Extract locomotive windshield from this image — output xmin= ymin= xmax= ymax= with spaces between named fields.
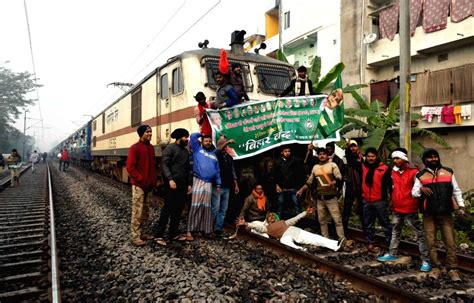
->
xmin=203 ymin=57 xmax=253 ymax=92
xmin=255 ymin=64 xmax=294 ymax=96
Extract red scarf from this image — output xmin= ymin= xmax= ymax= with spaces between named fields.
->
xmin=252 ymin=190 xmax=266 ymax=211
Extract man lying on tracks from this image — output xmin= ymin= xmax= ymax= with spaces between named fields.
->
xmin=236 ymin=208 xmax=344 ymax=252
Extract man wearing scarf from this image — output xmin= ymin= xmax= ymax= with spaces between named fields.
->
xmin=239 ymin=182 xmax=269 ymax=222
xmin=236 ymin=208 xmax=344 ymax=251
xmin=412 ymin=148 xmax=466 ymax=281
xmin=378 ymin=148 xmax=431 ymax=272
xmin=280 ymin=66 xmax=315 ymax=97
xmin=193 ymin=92 xmax=211 ymax=136
xmin=297 ymin=148 xmax=344 ymax=242
xmin=361 ymin=147 xmax=392 ymax=253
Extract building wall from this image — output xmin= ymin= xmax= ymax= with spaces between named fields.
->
xmin=265 ymin=13 xmax=279 ymax=39
xmin=416 ymin=129 xmax=474 ymax=191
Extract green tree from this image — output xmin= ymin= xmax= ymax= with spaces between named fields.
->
xmin=340 ymin=90 xmax=449 ymax=160
xmin=0 ymin=63 xmax=38 ymax=153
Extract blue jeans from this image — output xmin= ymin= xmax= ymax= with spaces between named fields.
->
xmin=362 ymin=200 xmax=392 ymax=245
xmin=211 ymin=187 xmax=230 ymax=232
xmin=389 ymin=212 xmax=429 ymax=261
xmin=277 ymin=191 xmax=300 ymax=218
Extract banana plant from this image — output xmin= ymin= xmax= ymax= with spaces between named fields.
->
xmin=340 ymin=91 xmax=450 ymax=159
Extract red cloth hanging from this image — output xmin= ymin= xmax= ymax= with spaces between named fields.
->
xmin=218 ymin=49 xmax=229 ymax=75
xmin=410 ymin=0 xmax=423 ymax=35
xmin=379 ymin=4 xmax=399 ymax=40
xmin=450 ymin=0 xmax=472 ymax=23
xmin=423 ymin=0 xmax=450 ymax=33
xmin=441 ymin=105 xmax=455 ymax=124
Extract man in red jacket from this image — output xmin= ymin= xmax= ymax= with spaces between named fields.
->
xmin=361 ymin=147 xmax=392 ymax=253
xmin=377 ymin=148 xmax=431 ymax=272
xmin=126 ymin=125 xmax=157 ymax=247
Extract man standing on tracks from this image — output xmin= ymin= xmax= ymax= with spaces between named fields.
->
xmin=60 ymin=148 xmax=70 ymax=172
xmin=342 ymin=140 xmax=364 ymax=239
xmin=126 ymin=125 xmax=157 ymax=247
xmin=211 ymin=136 xmax=239 ymax=238
xmin=275 ymin=146 xmax=305 ymax=218
xmin=29 ymin=150 xmax=41 ymax=174
xmin=361 ymin=147 xmax=392 ymax=253
xmin=297 ymin=148 xmax=345 ymax=242
xmin=412 ymin=148 xmax=466 ymax=280
xmin=377 ymin=148 xmax=431 ymax=272
xmin=180 ymin=132 xmax=221 ymax=241
xmin=154 ymin=128 xmax=191 ymax=246
xmin=6 ymin=149 xmax=22 ymax=187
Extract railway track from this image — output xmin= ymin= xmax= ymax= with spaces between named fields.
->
xmin=0 ymin=163 xmax=60 ymax=302
xmin=227 ymin=225 xmax=474 ymax=302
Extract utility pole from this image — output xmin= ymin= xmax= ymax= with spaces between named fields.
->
xmin=399 ymin=0 xmax=411 ymax=158
xmin=278 ymin=0 xmax=283 ymax=52
xmin=23 ymin=110 xmax=27 ymax=160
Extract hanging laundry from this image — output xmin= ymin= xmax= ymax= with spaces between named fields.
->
xmin=453 ymin=105 xmax=462 ymax=125
xmin=421 ymin=106 xmax=443 ymax=123
xmin=441 ymin=105 xmax=455 ymax=124
xmin=461 ymin=104 xmax=471 ymax=120
xmin=432 ymin=106 xmax=442 ymax=123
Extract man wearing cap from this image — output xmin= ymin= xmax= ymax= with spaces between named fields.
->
xmin=194 ymin=92 xmax=212 ymax=136
xmin=180 ymin=132 xmax=222 ymax=241
xmin=126 ymin=125 xmax=157 ymax=247
xmin=230 ymin=63 xmax=249 ymax=102
xmin=280 ymin=66 xmax=315 ymax=97
xmin=342 ymin=139 xmax=364 ymax=237
xmin=412 ymin=148 xmax=466 ymax=280
xmin=378 ymin=148 xmax=431 ymax=272
xmin=212 ymin=71 xmax=239 ymax=109
xmin=154 ymin=128 xmax=191 ymax=246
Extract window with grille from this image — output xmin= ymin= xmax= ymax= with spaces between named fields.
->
xmin=255 ymin=64 xmax=294 ymax=95
xmin=131 ymin=87 xmax=142 ymax=126
xmin=101 ymin=113 xmax=105 ymax=134
xmin=93 ymin=120 xmax=97 ymax=131
xmin=92 ymin=136 xmax=96 ymax=147
xmin=284 ymin=11 xmax=290 ymax=29
xmin=172 ymin=67 xmax=184 ymax=95
xmin=203 ymin=57 xmax=253 ymax=91
xmin=161 ymin=74 xmax=169 ymax=99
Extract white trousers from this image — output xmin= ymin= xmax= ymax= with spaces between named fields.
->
xmin=280 ymin=226 xmax=338 ymax=251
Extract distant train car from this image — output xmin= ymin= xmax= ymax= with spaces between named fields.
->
xmin=88 ymin=31 xmax=295 ymax=182
xmin=69 ymin=121 xmax=92 ymax=167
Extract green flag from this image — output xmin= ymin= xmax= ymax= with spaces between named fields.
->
xmin=317 ymin=74 xmax=344 ymax=137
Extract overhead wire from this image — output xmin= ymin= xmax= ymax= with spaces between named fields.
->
xmin=128 ymin=0 xmax=222 ymax=82
xmin=23 ymin=0 xmax=44 ymax=145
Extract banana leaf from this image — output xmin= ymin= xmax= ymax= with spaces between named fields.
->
xmin=313 ymin=62 xmax=345 ymax=93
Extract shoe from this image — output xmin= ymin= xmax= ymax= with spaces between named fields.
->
xmin=154 ymin=238 xmax=167 ymax=246
xmin=336 ymin=237 xmax=346 ymax=251
xmin=377 ymin=254 xmax=398 ymax=262
xmin=141 ymin=235 xmax=154 ymax=241
xmin=428 ymin=268 xmax=441 ymax=279
xmin=448 ymin=269 xmax=461 ymax=282
xmin=132 ymin=238 xmax=146 ymax=247
xmin=367 ymin=244 xmax=379 ymax=253
xmin=420 ymin=261 xmax=432 ymax=272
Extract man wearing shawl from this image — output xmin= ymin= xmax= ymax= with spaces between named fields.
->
xmin=237 ymin=208 xmax=344 ymax=252
xmin=239 ymin=182 xmax=269 ymax=222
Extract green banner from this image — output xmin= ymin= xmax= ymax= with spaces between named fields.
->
xmin=207 ymin=92 xmax=344 ymax=160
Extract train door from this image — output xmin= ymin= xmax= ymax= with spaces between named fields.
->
xmin=158 ymin=60 xmax=184 ymax=143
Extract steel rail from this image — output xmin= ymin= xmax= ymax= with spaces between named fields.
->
xmin=348 ymin=228 xmax=474 ymax=273
xmin=229 ymin=227 xmax=429 ymax=303
xmin=47 ymin=162 xmax=61 ymax=303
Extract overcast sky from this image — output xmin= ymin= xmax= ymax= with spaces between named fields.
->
xmin=1 ymin=0 xmax=272 ymax=151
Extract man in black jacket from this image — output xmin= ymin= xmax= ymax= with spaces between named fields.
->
xmin=280 ymin=66 xmax=315 ymax=97
xmin=275 ymin=146 xmax=305 ymax=218
xmin=154 ymin=128 xmax=191 ymax=245
xmin=412 ymin=148 xmax=466 ymax=281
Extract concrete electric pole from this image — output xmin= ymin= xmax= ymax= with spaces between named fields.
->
xmin=399 ymin=0 xmax=411 ymax=158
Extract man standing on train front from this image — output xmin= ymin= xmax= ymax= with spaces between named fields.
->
xmin=126 ymin=125 xmax=157 ymax=247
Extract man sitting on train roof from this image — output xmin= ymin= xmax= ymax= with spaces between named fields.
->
xmin=211 ymin=71 xmax=239 ymax=109
xmin=280 ymin=66 xmax=315 ymax=97
xmin=236 ymin=208 xmax=344 ymax=252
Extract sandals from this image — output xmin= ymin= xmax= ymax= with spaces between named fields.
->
xmin=154 ymin=238 xmax=167 ymax=246
xmin=176 ymin=234 xmax=194 ymax=241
